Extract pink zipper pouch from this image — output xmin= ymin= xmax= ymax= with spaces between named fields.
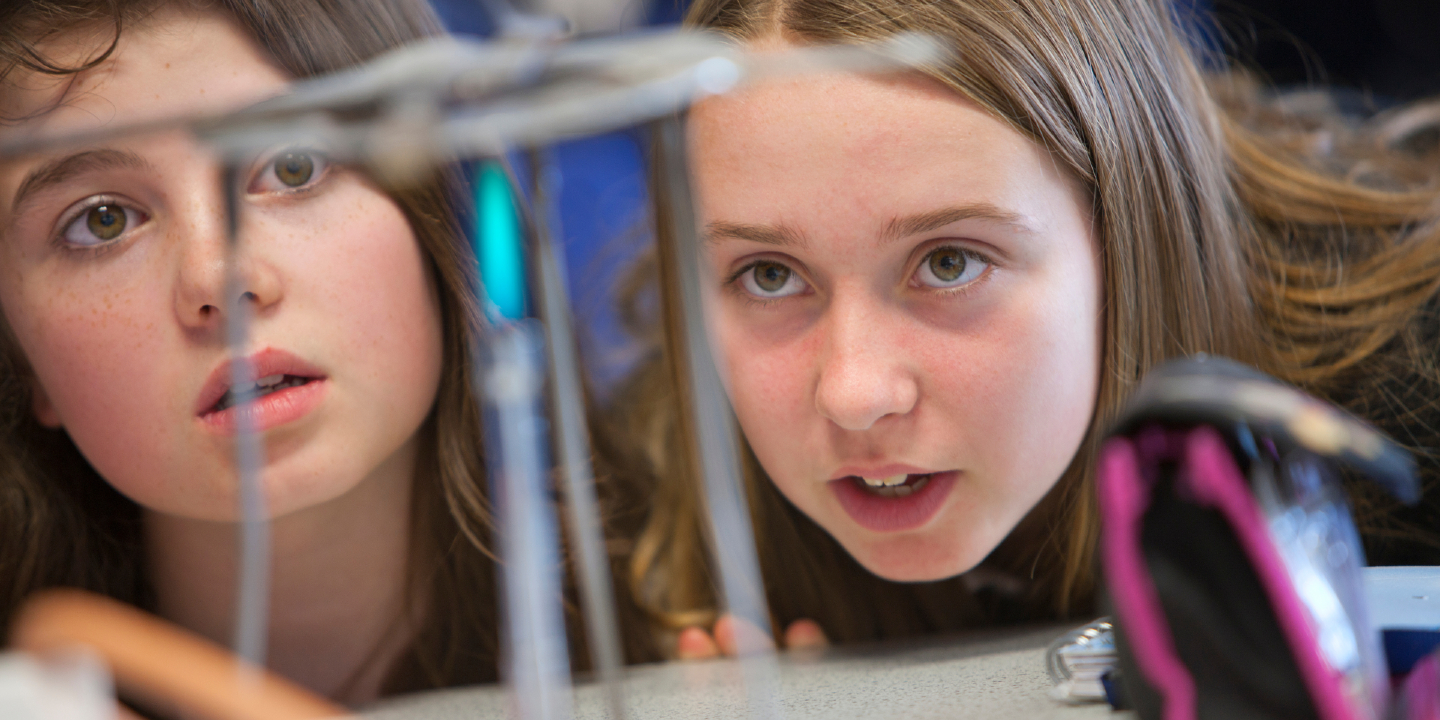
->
xmin=1097 ymin=355 xmax=1419 ymax=720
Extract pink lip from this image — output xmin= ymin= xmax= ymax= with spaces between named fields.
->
xmin=196 ymin=348 xmax=328 ymax=435
xmin=830 ymin=470 xmax=958 ymax=533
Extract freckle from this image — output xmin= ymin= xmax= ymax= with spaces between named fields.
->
xmin=165 ymin=63 xmax=171 ymax=69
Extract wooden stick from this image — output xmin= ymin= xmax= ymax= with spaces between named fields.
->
xmin=10 ymin=589 xmax=351 ymax=720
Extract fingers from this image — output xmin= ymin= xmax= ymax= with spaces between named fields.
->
xmin=713 ymin=614 xmax=775 ymax=657
xmin=678 ymin=615 xmax=826 ymax=661
xmin=712 ymin=615 xmax=738 ymax=657
xmin=783 ymin=618 xmax=829 ymax=650
xmin=676 ymin=626 xmax=721 ymax=660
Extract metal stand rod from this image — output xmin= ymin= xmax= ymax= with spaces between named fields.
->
xmin=654 ymin=116 xmax=781 ymax=719
xmin=484 ymin=322 xmax=576 ymax=720
xmin=221 ymin=166 xmax=271 ymax=673
xmin=529 ymin=153 xmax=629 ymax=720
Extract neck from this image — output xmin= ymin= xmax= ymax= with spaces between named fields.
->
xmin=144 ymin=441 xmax=420 ymax=706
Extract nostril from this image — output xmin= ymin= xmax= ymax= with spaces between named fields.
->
xmin=200 ymin=304 xmax=217 ymax=317
xmin=240 ymin=291 xmax=258 ymax=303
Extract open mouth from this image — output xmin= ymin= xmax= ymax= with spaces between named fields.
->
xmin=830 ymin=470 xmax=959 ymax=533
xmin=852 ymin=473 xmax=934 ymax=498
xmin=196 ymin=348 xmax=329 ymax=434
xmin=210 ymin=374 xmax=319 ymax=413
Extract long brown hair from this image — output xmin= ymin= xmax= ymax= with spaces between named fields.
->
xmin=611 ymin=0 xmax=1440 ymax=645
xmin=0 ymin=0 xmax=658 ymax=693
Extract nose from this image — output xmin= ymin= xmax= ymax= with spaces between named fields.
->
xmin=174 ymin=192 xmax=283 ymax=331
xmin=813 ymin=296 xmax=919 ymax=431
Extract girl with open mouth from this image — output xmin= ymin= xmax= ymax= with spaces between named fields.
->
xmin=605 ymin=0 xmax=1440 ymax=659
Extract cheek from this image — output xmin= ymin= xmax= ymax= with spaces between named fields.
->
xmin=929 ymin=258 xmax=1101 ymax=499
xmin=6 ymin=252 xmax=189 ymax=488
xmin=715 ymin=309 xmax=866 ymax=529
xmin=715 ymin=307 xmax=820 ymax=466
xmin=289 ymin=186 xmax=445 ymax=405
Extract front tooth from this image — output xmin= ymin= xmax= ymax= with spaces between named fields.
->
xmin=256 ymin=374 xmax=284 ymax=387
xmin=862 ymin=474 xmax=908 ymax=487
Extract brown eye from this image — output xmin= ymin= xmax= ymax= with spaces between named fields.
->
xmin=739 ymin=260 xmax=807 ymax=299
xmin=916 ymin=246 xmax=990 ymax=289
xmin=753 ymin=263 xmax=791 ymax=292
xmin=928 ymin=248 xmax=966 ymax=282
xmin=274 ymin=152 xmax=315 ymax=187
xmin=86 ymin=205 xmax=127 ymax=241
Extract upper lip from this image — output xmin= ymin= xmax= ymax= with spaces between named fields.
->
xmin=827 ymin=463 xmax=940 ymax=482
xmin=195 ymin=347 xmax=326 ymax=416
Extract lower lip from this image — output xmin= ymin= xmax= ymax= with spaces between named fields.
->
xmin=198 ymin=379 xmax=327 ymax=434
xmin=830 ymin=471 xmax=958 ymax=533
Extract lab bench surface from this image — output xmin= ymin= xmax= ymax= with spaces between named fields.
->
xmin=363 ymin=624 xmax=1132 ymax=719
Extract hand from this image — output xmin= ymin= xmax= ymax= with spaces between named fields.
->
xmin=676 ymin=614 xmax=828 ymax=660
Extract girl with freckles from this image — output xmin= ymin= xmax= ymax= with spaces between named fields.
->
xmin=603 ymin=0 xmax=1440 ymax=658
xmin=0 ymin=0 xmax=663 ymax=709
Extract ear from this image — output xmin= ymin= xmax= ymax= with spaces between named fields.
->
xmin=30 ymin=378 xmax=62 ymax=428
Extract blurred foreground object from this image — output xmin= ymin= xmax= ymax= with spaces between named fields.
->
xmin=1046 ymin=618 xmax=1116 ymax=704
xmin=9 ymin=590 xmax=349 ymax=720
xmin=1098 ymin=355 xmax=1417 ymax=720
xmin=0 ymin=648 xmax=113 ymax=720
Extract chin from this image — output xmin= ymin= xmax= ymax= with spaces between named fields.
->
xmin=843 ymin=534 xmax=986 ymax=583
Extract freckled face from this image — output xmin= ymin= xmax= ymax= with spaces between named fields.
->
xmin=0 ymin=9 xmax=444 ymax=520
xmin=689 ymin=69 xmax=1102 ymax=581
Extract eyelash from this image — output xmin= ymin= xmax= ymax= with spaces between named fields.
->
xmin=726 ymin=261 xmax=804 ymax=307
xmin=47 ymin=147 xmax=333 ymax=254
xmin=726 ymin=245 xmax=997 ymax=303
xmin=912 ymin=245 xmax=995 ymax=295
xmin=51 ymin=194 xmax=147 ymax=255
xmin=247 ymin=146 xmax=333 ymax=196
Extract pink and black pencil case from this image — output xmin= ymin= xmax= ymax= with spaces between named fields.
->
xmin=1096 ymin=355 xmax=1425 ymax=720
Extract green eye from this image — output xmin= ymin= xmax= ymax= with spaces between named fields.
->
xmin=739 ymin=260 xmax=807 ymax=299
xmin=916 ymin=246 xmax=990 ymax=289
xmin=86 ymin=205 xmax=127 ymax=241
xmin=274 ymin=152 xmax=315 ymax=187
xmin=752 ymin=263 xmax=791 ymax=292
xmin=927 ymin=248 xmax=966 ymax=282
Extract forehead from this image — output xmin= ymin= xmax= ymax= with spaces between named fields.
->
xmin=687 ymin=69 xmax=1076 ymax=225
xmin=0 ymin=6 xmax=289 ymax=141
xmin=691 ymin=69 xmax=975 ymax=143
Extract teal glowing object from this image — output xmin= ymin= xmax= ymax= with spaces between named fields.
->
xmin=477 ymin=161 xmax=526 ymax=321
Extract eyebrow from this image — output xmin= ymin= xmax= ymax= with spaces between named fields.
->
xmin=704 ymin=221 xmax=806 ymax=248
xmin=704 ymin=202 xmax=1038 ymax=249
xmin=10 ymin=149 xmax=153 ymax=214
xmin=879 ymin=203 xmax=1037 ymax=245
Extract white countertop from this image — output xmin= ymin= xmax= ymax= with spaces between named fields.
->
xmin=363 ymin=624 xmax=1133 ymax=719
